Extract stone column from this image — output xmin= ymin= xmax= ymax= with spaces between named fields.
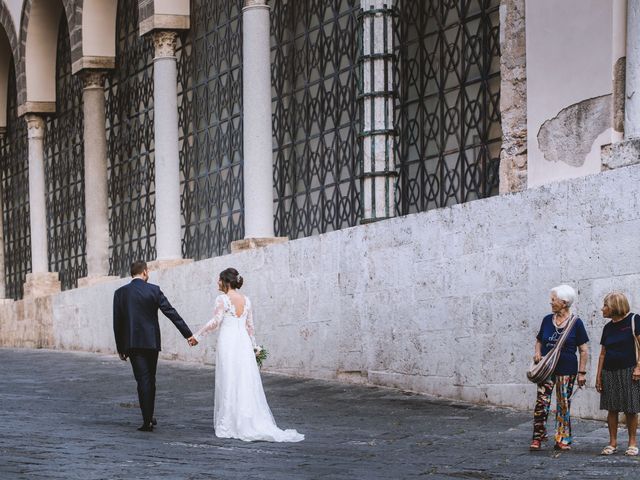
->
xmin=360 ymin=2 xmax=396 ymax=223
xmin=498 ymin=0 xmax=527 ymax=192
xmin=231 ymin=0 xmax=287 ymax=253
xmin=78 ymin=71 xmax=117 ymax=287
xmin=152 ymin=31 xmax=183 ymax=263
xmin=626 ymin=0 xmax=640 ymax=138
xmin=609 ymin=0 xmax=640 ymax=168
xmin=611 ymin=0 xmax=627 ymax=143
xmin=26 ymin=114 xmax=48 ymax=273
xmin=23 ymin=114 xmax=60 ymax=297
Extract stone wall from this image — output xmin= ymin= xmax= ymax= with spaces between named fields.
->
xmin=3 ymin=165 xmax=640 ymax=419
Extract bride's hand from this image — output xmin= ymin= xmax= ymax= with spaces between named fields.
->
xmin=188 ymin=336 xmax=198 ymax=347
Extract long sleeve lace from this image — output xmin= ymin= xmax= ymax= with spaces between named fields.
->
xmin=194 ymin=295 xmax=225 ymax=341
xmin=245 ymin=298 xmax=257 ymax=348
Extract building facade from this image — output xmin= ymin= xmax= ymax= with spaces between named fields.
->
xmin=0 ymin=0 xmax=508 ymax=299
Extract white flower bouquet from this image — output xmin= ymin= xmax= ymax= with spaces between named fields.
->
xmin=254 ymin=345 xmax=268 ymax=368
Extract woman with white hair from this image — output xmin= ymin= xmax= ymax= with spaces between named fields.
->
xmin=530 ymin=285 xmax=589 ymax=451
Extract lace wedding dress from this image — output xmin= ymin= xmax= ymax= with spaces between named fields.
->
xmin=194 ymin=294 xmax=304 ymax=442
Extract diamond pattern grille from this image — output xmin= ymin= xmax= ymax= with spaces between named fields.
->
xmin=0 ymin=63 xmax=30 ymax=300
xmin=178 ymin=0 xmax=244 ymax=259
xmin=43 ymin=16 xmax=87 ymax=290
xmin=271 ymin=0 xmax=362 ymax=239
xmin=106 ymin=0 xmax=156 ymax=277
xmin=394 ymin=0 xmax=501 ymax=214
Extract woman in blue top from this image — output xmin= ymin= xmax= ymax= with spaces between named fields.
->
xmin=530 ymin=285 xmax=589 ymax=451
xmin=596 ymin=292 xmax=640 ymax=456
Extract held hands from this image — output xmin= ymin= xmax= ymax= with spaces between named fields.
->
xmin=187 ymin=336 xmax=199 ymax=347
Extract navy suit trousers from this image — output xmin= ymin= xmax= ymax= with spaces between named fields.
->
xmin=129 ymin=349 xmax=159 ymax=425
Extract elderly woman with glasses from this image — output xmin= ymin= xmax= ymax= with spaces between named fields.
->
xmin=596 ymin=292 xmax=640 ymax=456
xmin=530 ymin=285 xmax=589 ymax=451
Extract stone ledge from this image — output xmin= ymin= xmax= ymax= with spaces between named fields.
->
xmin=71 ymin=56 xmax=116 ymax=75
xmin=77 ymin=276 xmax=120 ymax=288
xmin=139 ymin=14 xmax=190 ymax=36
xmin=147 ymin=258 xmax=194 ymax=271
xmin=230 ymin=237 xmax=289 ymax=253
xmin=23 ymin=272 xmax=61 ymax=299
xmin=18 ymin=101 xmax=56 ymax=117
xmin=603 ymin=138 xmax=640 ymax=170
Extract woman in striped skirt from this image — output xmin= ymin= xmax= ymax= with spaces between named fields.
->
xmin=596 ymin=292 xmax=640 ymax=456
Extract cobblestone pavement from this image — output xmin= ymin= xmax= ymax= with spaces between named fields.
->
xmin=0 ymin=348 xmax=639 ymax=479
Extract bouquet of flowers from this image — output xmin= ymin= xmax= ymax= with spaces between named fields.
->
xmin=254 ymin=345 xmax=268 ymax=368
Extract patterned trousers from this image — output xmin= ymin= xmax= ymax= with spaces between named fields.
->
xmin=532 ymin=374 xmax=576 ymax=445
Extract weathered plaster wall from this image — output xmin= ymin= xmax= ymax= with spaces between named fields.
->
xmin=0 ymin=297 xmax=53 ymax=348
xmin=526 ymin=0 xmax=623 ymax=188
xmin=2 ymin=164 xmax=640 ymax=419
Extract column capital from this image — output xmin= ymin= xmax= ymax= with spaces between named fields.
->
xmin=81 ymin=70 xmax=107 ymax=90
xmin=153 ymin=30 xmax=178 ymax=58
xmin=25 ymin=114 xmax=45 ymax=139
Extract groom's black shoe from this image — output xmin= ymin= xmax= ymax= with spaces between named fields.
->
xmin=137 ymin=423 xmax=154 ymax=432
xmin=151 ymin=417 xmax=157 ymax=426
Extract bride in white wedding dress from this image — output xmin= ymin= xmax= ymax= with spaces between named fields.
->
xmin=192 ymin=268 xmax=304 ymax=443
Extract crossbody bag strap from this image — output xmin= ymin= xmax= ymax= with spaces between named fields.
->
xmin=555 ymin=314 xmax=578 ymax=350
xmin=634 ymin=314 xmax=640 ymax=364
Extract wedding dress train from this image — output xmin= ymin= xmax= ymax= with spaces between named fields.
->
xmin=194 ymin=294 xmax=304 ymax=442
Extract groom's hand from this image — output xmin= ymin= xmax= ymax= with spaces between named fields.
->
xmin=187 ymin=336 xmax=198 ymax=346
xmin=118 ymin=353 xmax=128 ymax=361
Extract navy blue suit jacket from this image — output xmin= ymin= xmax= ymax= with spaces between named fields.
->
xmin=113 ymin=278 xmax=192 ymax=354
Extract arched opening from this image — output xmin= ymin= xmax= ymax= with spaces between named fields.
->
xmin=43 ymin=14 xmax=87 ymax=290
xmin=0 ymin=27 xmax=12 ymax=130
xmin=0 ymin=3 xmax=18 ymax=131
xmin=76 ymin=0 xmax=117 ymax=72
xmin=21 ymin=0 xmax=65 ymax=111
xmin=0 ymin=60 xmax=31 ymax=299
xmin=106 ymin=0 xmax=156 ymax=277
xmin=178 ymin=0 xmax=245 ymax=260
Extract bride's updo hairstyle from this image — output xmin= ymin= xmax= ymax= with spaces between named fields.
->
xmin=219 ymin=267 xmax=243 ymax=290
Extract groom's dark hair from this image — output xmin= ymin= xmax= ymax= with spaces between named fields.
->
xmin=131 ymin=260 xmax=148 ymax=277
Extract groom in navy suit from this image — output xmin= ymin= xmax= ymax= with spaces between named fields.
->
xmin=113 ymin=260 xmax=197 ymax=431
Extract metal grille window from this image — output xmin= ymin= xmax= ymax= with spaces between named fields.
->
xmin=106 ymin=0 xmax=156 ymax=277
xmin=395 ymin=0 xmax=501 ymax=214
xmin=0 ymin=64 xmax=30 ymax=300
xmin=178 ymin=0 xmax=244 ymax=260
xmin=43 ymin=16 xmax=87 ymax=290
xmin=271 ymin=0 xmax=361 ymax=239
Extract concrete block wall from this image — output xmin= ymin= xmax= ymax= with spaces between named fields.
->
xmin=2 ymin=164 xmax=640 ymax=418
